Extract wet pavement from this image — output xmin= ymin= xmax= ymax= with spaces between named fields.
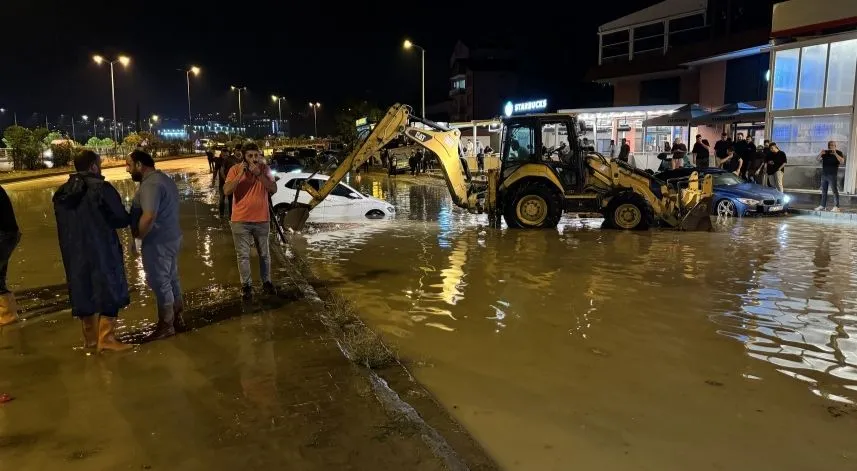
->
xmin=0 ymin=158 xmax=463 ymax=470
xmin=293 ymin=172 xmax=857 ymax=471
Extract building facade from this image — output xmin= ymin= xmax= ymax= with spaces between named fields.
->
xmin=766 ymin=0 xmax=857 ymax=191
xmin=447 ymin=41 xmax=519 ymax=122
xmin=592 ymin=0 xmax=777 ymax=109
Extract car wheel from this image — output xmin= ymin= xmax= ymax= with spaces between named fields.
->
xmin=365 ymin=209 xmax=386 ymax=219
xmin=715 ymin=199 xmax=736 ymax=218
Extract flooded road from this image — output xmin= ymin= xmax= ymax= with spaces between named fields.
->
xmin=297 ymin=173 xmax=857 ymax=470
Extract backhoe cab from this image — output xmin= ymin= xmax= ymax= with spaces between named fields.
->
xmin=279 ymin=103 xmax=713 ymax=232
xmin=495 ymin=113 xmax=713 ymax=231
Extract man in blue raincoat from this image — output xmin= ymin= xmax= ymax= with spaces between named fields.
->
xmin=53 ymin=150 xmax=132 ymax=352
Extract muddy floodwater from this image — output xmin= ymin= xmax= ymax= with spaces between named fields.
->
xmin=297 ymin=173 xmax=857 ymax=471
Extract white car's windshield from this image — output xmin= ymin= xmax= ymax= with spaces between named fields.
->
xmin=712 ymin=172 xmax=744 ymax=186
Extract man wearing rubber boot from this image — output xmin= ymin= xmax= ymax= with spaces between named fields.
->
xmin=54 ymin=151 xmax=132 ymax=351
xmin=127 ymin=150 xmax=185 ymax=341
xmin=0 ymin=184 xmax=20 ymax=327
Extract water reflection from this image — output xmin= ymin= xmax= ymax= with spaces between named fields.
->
xmin=310 ymin=174 xmax=857 ymax=407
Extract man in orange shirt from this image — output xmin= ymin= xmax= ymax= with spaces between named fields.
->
xmin=223 ymin=143 xmax=278 ymax=299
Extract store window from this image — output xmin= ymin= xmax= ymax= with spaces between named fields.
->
xmin=825 ymin=39 xmax=857 ymax=107
xmin=453 ymin=78 xmax=465 ymax=90
xmin=772 ymin=49 xmax=799 ymax=110
xmin=771 ymin=114 xmax=851 ymax=161
xmin=797 ymin=44 xmax=828 ymax=109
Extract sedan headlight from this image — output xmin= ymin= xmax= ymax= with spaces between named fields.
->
xmin=737 ymin=198 xmax=761 ymax=206
xmin=783 ymin=195 xmax=791 ymax=204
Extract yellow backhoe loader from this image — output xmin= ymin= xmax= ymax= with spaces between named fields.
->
xmin=280 ymin=103 xmax=713 ymax=232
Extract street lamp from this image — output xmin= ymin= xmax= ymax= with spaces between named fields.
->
xmin=309 ymin=102 xmax=321 ymax=137
xmin=403 ymin=39 xmax=425 ymax=119
xmin=150 ymin=114 xmax=159 ymax=134
xmin=96 ymin=116 xmax=104 ymax=138
xmin=271 ymin=95 xmax=286 ymax=135
xmin=182 ymin=66 xmax=201 ymax=131
xmin=230 ymin=85 xmax=247 ymax=127
xmin=92 ymin=54 xmax=131 ymax=143
xmin=0 ymin=108 xmax=17 ymax=126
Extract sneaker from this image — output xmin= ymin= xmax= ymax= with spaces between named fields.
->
xmin=262 ymin=282 xmax=277 ymax=296
xmin=814 ymin=206 xmax=824 ymax=211
xmin=832 ymin=207 xmax=842 ymax=212
xmin=241 ymin=285 xmax=253 ymax=300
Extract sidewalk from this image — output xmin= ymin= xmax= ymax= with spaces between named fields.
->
xmin=0 ymin=153 xmax=203 ymax=185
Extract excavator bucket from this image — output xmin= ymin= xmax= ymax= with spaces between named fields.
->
xmin=280 ymin=202 xmax=311 ymax=232
xmin=679 ymin=196 xmax=713 ymax=231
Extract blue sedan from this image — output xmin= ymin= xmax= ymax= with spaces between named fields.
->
xmin=655 ymin=168 xmax=791 ymax=217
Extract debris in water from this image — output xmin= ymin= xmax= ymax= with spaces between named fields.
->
xmin=705 ymin=380 xmax=724 ymax=387
xmin=0 ymin=393 xmax=13 ymax=404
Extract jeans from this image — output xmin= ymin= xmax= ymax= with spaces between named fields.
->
xmin=0 ymin=231 xmax=20 ymax=294
xmin=767 ymin=171 xmax=784 ymax=192
xmin=218 ymin=190 xmax=233 ymax=218
xmin=820 ymin=172 xmax=840 ymax=208
xmin=231 ymin=222 xmax=271 ymax=286
xmin=141 ymin=238 xmax=183 ymax=309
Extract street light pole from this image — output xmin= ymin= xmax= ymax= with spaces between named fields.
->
xmin=309 ymin=102 xmax=320 ymax=137
xmin=93 ymin=54 xmax=130 ymax=144
xmin=403 ymin=39 xmax=426 ymax=119
xmin=183 ymin=66 xmax=201 ymax=135
xmin=71 ymin=115 xmax=76 ymax=142
xmin=271 ymin=95 xmax=285 ymax=136
xmin=230 ymin=86 xmax=246 ymax=129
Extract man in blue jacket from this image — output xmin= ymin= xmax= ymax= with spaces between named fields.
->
xmin=53 ymin=150 xmax=132 ymax=352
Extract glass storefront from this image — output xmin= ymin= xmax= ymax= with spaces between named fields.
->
xmin=768 ymin=35 xmax=857 ymax=191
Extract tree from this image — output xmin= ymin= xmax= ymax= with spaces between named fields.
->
xmin=123 ymin=132 xmax=142 ymax=148
xmin=2 ymin=126 xmax=40 ymax=170
xmin=86 ymin=136 xmax=101 ymax=147
xmin=50 ymin=142 xmax=74 ymax=167
xmin=44 ymin=131 xmax=63 ymax=145
xmin=32 ymin=127 xmax=49 ymax=145
xmin=335 ymin=101 xmax=384 ymax=148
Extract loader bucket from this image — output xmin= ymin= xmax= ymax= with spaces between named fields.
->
xmin=679 ymin=196 xmax=713 ymax=231
xmin=280 ymin=203 xmax=311 ymax=232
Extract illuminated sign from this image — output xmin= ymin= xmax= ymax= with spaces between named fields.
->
xmin=355 ymin=117 xmax=368 ymax=127
xmin=503 ymin=99 xmax=548 ymax=117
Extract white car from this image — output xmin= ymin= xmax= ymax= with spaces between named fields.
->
xmin=270 ymin=172 xmax=395 ymax=222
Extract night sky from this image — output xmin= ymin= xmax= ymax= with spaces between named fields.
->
xmin=3 ymin=1 xmax=650 ymax=135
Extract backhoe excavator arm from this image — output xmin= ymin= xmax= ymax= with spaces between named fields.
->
xmin=289 ymin=104 xmax=476 ymax=230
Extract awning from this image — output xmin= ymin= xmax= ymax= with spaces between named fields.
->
xmin=642 ymin=104 xmax=709 ymax=127
xmin=690 ymin=102 xmax=765 ymax=125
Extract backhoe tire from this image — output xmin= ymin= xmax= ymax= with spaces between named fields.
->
xmin=604 ymin=193 xmax=652 ymax=231
xmin=503 ymin=181 xmax=563 ymax=229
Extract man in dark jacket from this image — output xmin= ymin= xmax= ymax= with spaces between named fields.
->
xmin=0 ymin=184 xmax=20 ymax=326
xmin=53 ymin=150 xmax=132 ymax=352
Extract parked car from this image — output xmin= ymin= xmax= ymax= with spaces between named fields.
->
xmin=270 ymin=172 xmax=394 ymax=223
xmin=655 ymin=167 xmax=790 ymax=217
xmin=269 ymin=152 xmax=305 ymax=174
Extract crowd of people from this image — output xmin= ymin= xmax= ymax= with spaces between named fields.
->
xmin=0 ymin=144 xmax=280 ymax=350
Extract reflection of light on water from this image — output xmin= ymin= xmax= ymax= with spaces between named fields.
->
xmin=436 ymin=203 xmax=453 ymax=249
xmin=435 ymin=237 xmax=467 ymax=306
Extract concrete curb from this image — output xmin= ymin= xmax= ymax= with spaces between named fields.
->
xmin=268 ymin=237 xmax=495 ymax=471
xmin=0 ymin=154 xmax=204 ymax=185
xmin=790 ymin=208 xmax=857 ymax=222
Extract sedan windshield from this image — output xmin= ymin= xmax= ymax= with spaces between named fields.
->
xmin=711 ymin=172 xmax=744 ymax=186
